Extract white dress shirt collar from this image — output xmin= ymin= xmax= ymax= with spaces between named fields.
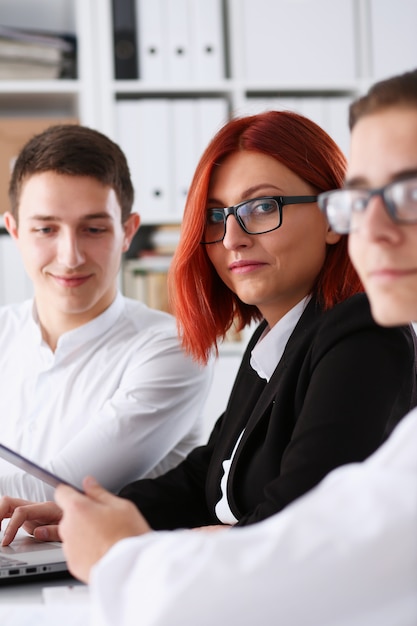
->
xmin=250 ymin=296 xmax=311 ymax=382
xmin=32 ymin=292 xmax=125 ymax=356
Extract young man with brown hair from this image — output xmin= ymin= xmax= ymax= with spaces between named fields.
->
xmin=0 ymin=124 xmax=211 ymax=501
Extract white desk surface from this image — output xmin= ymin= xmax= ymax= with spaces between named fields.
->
xmin=0 ymin=583 xmax=90 ymax=625
xmin=0 ymin=577 xmax=86 ymax=604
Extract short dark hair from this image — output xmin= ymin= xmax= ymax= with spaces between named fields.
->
xmin=349 ymin=68 xmax=417 ymax=130
xmin=9 ymin=124 xmax=134 ymax=223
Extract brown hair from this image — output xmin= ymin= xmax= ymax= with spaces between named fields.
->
xmin=350 ymin=68 xmax=417 ymax=130
xmin=169 ymin=110 xmax=363 ymax=364
xmin=9 ymin=124 xmax=134 ymax=224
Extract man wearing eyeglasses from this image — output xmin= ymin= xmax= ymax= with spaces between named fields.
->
xmin=319 ymin=81 xmax=417 ymax=332
xmin=1 ymin=70 xmax=417 ymax=625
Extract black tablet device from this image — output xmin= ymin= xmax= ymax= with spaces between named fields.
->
xmin=0 ymin=443 xmax=82 ymax=492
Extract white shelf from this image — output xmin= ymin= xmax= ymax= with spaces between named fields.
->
xmin=0 ymin=79 xmax=80 ymax=94
xmin=113 ymin=80 xmax=233 ymax=94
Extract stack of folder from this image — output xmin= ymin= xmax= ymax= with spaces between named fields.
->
xmin=0 ymin=25 xmax=76 ymax=80
xmin=116 ymin=97 xmax=229 ymax=223
xmin=112 ymin=0 xmax=225 ymax=82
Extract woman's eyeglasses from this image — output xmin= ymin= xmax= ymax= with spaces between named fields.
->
xmin=201 ymin=195 xmax=318 ymax=244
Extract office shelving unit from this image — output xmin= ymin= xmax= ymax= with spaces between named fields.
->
xmin=2 ymin=0 xmax=416 ymax=212
xmin=0 ymin=0 xmax=416 ymax=426
xmin=0 ymin=0 xmax=100 ymax=128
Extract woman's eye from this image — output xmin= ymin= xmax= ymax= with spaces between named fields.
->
xmin=207 ymin=211 xmax=224 ymax=225
xmin=252 ymin=201 xmax=275 ymax=215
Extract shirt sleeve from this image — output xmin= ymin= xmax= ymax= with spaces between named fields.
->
xmin=89 ymin=413 xmax=417 ymax=626
xmin=0 ymin=333 xmax=213 ymax=501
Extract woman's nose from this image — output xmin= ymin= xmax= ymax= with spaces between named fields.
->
xmin=222 ymin=214 xmax=252 ymax=249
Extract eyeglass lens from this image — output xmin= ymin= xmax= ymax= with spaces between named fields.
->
xmin=323 ymin=178 xmax=417 ymax=234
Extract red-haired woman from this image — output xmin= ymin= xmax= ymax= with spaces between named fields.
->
xmin=117 ymin=111 xmax=417 ymax=529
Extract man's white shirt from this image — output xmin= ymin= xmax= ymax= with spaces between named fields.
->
xmin=0 ymin=292 xmax=212 ymax=500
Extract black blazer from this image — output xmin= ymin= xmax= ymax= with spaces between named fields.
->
xmin=120 ymin=293 xmax=417 ymax=528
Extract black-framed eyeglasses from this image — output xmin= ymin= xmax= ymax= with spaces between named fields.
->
xmin=201 ymin=195 xmax=318 ymax=244
xmin=318 ymin=176 xmax=417 ymax=234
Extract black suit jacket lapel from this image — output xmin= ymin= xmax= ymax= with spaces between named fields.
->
xmin=238 ymin=297 xmax=321 ymax=440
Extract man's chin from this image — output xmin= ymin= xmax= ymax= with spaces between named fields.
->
xmin=369 ymin=300 xmax=415 ymax=327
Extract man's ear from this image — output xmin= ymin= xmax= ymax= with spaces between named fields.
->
xmin=122 ymin=212 xmax=140 ymax=252
xmin=3 ymin=212 xmax=19 ymax=241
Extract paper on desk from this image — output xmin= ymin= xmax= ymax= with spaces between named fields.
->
xmin=0 ymin=604 xmax=89 ymax=624
xmin=42 ymin=584 xmax=90 ymax=605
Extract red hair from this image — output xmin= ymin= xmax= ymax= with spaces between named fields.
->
xmin=169 ymin=110 xmax=363 ymax=363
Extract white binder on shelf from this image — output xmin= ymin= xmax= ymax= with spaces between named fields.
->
xmin=115 ymin=99 xmax=141 ymax=200
xmin=241 ymin=0 xmax=356 ymax=85
xmin=171 ymin=98 xmax=228 ymax=218
xmin=136 ymin=0 xmax=167 ymax=82
xmin=135 ymin=99 xmax=173 ymax=222
xmin=195 ymin=98 xmax=228 ymax=161
xmin=190 ymin=0 xmax=224 ymax=82
xmin=166 ymin=0 xmax=192 ymax=82
xmin=116 ymin=97 xmax=228 ymax=225
xmin=117 ymin=99 xmax=173 ymax=222
xmin=171 ymin=100 xmax=198 ymax=217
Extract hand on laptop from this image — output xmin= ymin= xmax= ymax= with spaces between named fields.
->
xmin=56 ymin=475 xmax=152 ymax=583
xmin=0 ymin=496 xmax=63 ymax=545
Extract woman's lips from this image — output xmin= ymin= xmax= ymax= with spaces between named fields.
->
xmin=228 ymin=260 xmax=267 ymax=274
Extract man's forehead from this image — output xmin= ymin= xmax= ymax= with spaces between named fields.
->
xmin=347 ymin=108 xmax=417 ymax=186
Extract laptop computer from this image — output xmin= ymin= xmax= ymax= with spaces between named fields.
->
xmin=0 ymin=529 xmax=68 ymax=582
xmin=0 ymin=442 xmax=80 ymax=583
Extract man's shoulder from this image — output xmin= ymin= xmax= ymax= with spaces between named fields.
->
xmin=310 ymin=292 xmax=415 ymax=353
xmin=116 ymin=296 xmax=178 ymax=339
xmin=320 ymin=292 xmax=371 ymax=324
xmin=121 ymin=296 xmax=175 ymax=323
